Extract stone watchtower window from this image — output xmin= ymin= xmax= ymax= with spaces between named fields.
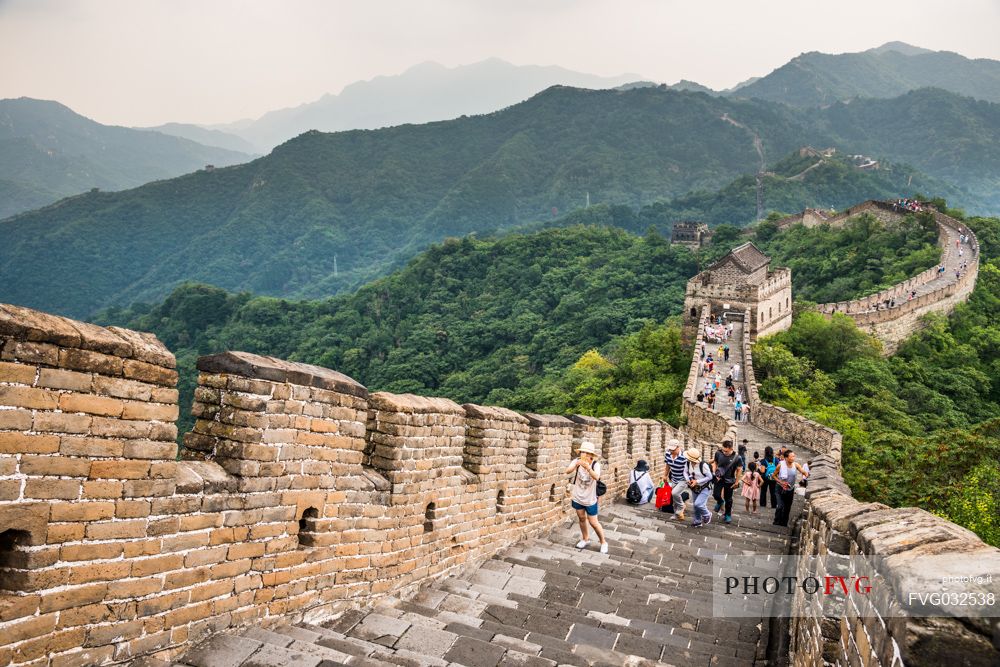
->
xmin=424 ymin=503 xmax=436 ymax=532
xmin=0 ymin=529 xmax=31 ymax=592
xmin=297 ymin=508 xmax=319 ymax=548
xmin=496 ymin=490 xmax=506 ymax=513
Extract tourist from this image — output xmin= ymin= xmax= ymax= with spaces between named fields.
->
xmin=741 ymin=402 xmax=750 ymax=423
xmin=711 ymin=439 xmax=742 ymax=524
xmin=734 ymin=399 xmax=742 ymax=421
xmin=723 ymin=344 xmax=730 ymax=362
xmin=684 ymin=449 xmax=714 ymax=527
xmin=737 ymin=442 xmax=748 ymax=470
xmin=696 ymin=391 xmax=704 ymax=403
xmin=759 ymin=446 xmax=777 ymax=508
xmin=741 ymin=461 xmax=763 ymax=514
xmin=772 ymin=449 xmax=809 ymax=527
xmin=732 ymin=363 xmax=741 ymax=382
xmin=565 ymin=441 xmax=608 ymax=553
xmin=664 ymin=439 xmax=689 ymax=520
xmin=627 ymin=460 xmax=655 ymax=504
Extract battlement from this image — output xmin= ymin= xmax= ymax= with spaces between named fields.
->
xmin=0 ymin=306 xmax=684 ymax=666
xmin=812 ymin=202 xmax=980 ymax=353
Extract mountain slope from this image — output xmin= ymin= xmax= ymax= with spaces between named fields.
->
xmin=734 ymin=43 xmax=1000 ymax=107
xmin=0 ymin=98 xmax=253 ymax=218
xmin=2 ymin=85 xmax=997 ymax=319
xmin=138 ymin=122 xmax=259 ymax=155
xmin=213 ymin=59 xmax=645 ymax=151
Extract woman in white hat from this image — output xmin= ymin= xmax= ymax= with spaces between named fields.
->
xmin=564 ymin=440 xmax=608 ymax=553
xmin=685 ymin=448 xmax=715 ymax=527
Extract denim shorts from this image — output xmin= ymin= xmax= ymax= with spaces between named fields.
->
xmin=571 ymin=500 xmax=599 ymax=516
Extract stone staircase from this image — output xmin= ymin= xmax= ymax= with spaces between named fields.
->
xmin=165 ymin=495 xmax=802 ymax=667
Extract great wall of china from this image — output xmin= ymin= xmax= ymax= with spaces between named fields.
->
xmin=0 ymin=200 xmax=996 ymax=667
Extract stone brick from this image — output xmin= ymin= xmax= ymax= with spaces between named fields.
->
xmin=60 ymin=436 xmax=124 ymax=457
xmin=19 ymin=455 xmax=91 ymax=477
xmin=0 ymin=360 xmax=37 ymax=384
xmin=123 ymin=479 xmax=176 ymax=498
xmin=0 ymin=407 xmax=33 ymax=430
xmin=32 ymin=411 xmax=93 ymax=434
xmin=85 ymin=519 xmax=148 ymax=540
xmin=92 ymin=375 xmax=153 ymax=401
xmin=31 ymin=499 xmax=98 ymax=529
xmin=36 ymin=368 xmax=93 ymax=392
xmin=39 ymin=584 xmax=109 ymax=613
xmin=58 ymin=348 xmax=124 ymax=375
xmin=0 ymin=432 xmax=59 ymax=454
xmin=60 ymin=542 xmax=124 ymax=562
xmin=0 ymin=593 xmax=41 ymax=622
xmin=82 ymin=480 xmax=124 ymax=499
xmin=123 ymin=359 xmax=178 ymax=387
xmin=122 ymin=400 xmax=179 ymax=422
xmin=68 ymin=561 xmax=133 ymax=584
xmin=90 ymin=416 xmax=152 ymax=439
xmin=58 ymin=392 xmax=124 ymax=417
xmin=90 ymin=459 xmax=151 ymax=479
xmin=107 ymin=577 xmax=163 ymax=599
xmin=24 ymin=478 xmax=81 ymax=500
xmin=123 ymin=439 xmax=177 ymax=459
xmin=0 ymin=479 xmax=19 ymax=500
xmin=132 ymin=554 xmax=184 ymax=577
xmin=0 ymin=385 xmax=58 ymax=410
xmin=46 ymin=523 xmax=85 ymax=543
xmin=2 ymin=340 xmax=59 ymax=365
xmin=4 ymin=612 xmax=58 ymax=644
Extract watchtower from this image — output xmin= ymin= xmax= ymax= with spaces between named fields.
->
xmin=683 ymin=241 xmax=792 ymax=338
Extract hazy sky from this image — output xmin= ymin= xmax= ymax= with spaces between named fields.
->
xmin=2 ymin=0 xmax=1000 ymax=127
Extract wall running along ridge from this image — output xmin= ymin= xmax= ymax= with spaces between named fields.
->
xmin=809 ymin=201 xmax=980 ymax=354
xmin=0 ymin=303 xmax=688 ymax=666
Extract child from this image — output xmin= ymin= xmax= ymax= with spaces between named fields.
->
xmin=741 ymin=461 xmax=763 ymax=514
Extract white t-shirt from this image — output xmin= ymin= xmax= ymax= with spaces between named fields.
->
xmin=571 ymin=459 xmax=602 ymax=506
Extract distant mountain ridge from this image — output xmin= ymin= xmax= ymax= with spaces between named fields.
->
xmin=207 ymin=59 xmax=645 ymax=151
xmin=733 ymin=42 xmax=1000 ymax=106
xmin=137 ymin=122 xmax=259 ymax=155
xmin=0 ymin=98 xmax=253 ymax=218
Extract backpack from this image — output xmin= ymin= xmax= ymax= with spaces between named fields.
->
xmin=765 ymin=459 xmax=777 ymax=479
xmin=626 ymin=470 xmax=647 ymax=504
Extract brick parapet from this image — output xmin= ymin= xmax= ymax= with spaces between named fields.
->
xmin=789 ymin=457 xmax=1000 ymax=666
xmin=0 ymin=305 xmax=685 ymax=665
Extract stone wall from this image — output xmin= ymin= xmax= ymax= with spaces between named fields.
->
xmin=812 ymin=203 xmax=980 ymax=354
xmin=740 ymin=309 xmax=843 ymax=462
xmin=0 ymin=304 xmax=682 ymax=666
xmin=788 ymin=457 xmax=1000 ymax=667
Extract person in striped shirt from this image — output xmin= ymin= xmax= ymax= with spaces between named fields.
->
xmin=664 ymin=439 xmax=689 ymax=520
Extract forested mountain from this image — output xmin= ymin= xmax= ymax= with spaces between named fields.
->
xmin=735 ymin=42 xmax=1000 ymax=107
xmin=211 ymin=59 xmax=643 ymax=152
xmin=99 ymin=209 xmax=944 ymax=435
xmin=0 ymin=98 xmax=253 ymax=218
xmin=5 ymin=84 xmax=997 ymax=319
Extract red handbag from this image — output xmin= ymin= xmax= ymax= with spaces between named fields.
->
xmin=655 ymin=484 xmax=672 ymax=509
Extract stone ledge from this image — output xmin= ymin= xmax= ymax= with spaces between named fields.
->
xmin=197 ymin=351 xmax=367 ymax=398
xmin=462 ymin=404 xmax=528 ymax=423
xmin=368 ymin=391 xmax=463 ymax=415
xmin=568 ymin=415 xmax=604 ymax=427
xmin=522 ymin=413 xmax=575 ymax=428
xmin=0 ymin=302 xmax=175 ymax=369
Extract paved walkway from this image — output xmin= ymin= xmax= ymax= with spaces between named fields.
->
xmin=165 ymin=492 xmax=806 ymax=667
xmin=824 ymin=212 xmax=973 ymax=314
xmin=696 ymin=320 xmax=785 ymax=459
